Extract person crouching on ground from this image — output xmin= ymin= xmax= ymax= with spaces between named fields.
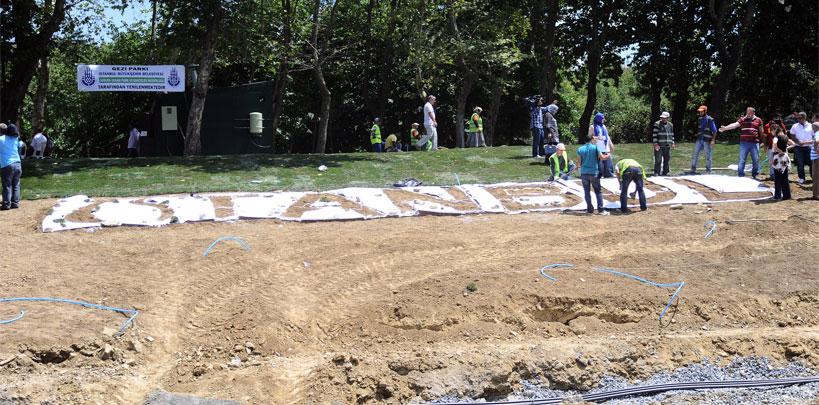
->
xmin=770 ymin=126 xmax=794 ymax=201
xmin=577 ymin=136 xmax=608 ymax=215
xmin=0 ymin=124 xmax=23 ymax=210
xmin=548 ymin=143 xmax=575 ymax=181
xmin=384 ymin=133 xmax=402 ymax=152
xmin=615 ymin=158 xmax=647 ymax=213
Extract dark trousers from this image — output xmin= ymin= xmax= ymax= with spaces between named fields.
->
xmin=372 ymin=143 xmax=383 ymax=153
xmin=653 ymin=146 xmax=671 ymax=176
xmin=531 ymin=127 xmax=544 ymax=157
xmin=581 ymin=174 xmax=604 ymax=213
xmin=127 ymin=148 xmax=138 ymax=157
xmin=774 ymin=169 xmax=791 ymax=200
xmin=599 ymin=156 xmax=614 ymax=178
xmin=793 ymin=146 xmax=813 ymax=180
xmin=1 ymin=162 xmax=22 ymax=208
xmin=620 ymin=167 xmax=647 ymax=211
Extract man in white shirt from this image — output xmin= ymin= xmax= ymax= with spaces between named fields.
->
xmin=127 ymin=126 xmax=140 ymax=157
xmin=32 ymin=132 xmax=47 ymax=159
xmin=423 ymin=95 xmax=438 ymax=151
xmin=789 ymin=112 xmax=814 ymax=184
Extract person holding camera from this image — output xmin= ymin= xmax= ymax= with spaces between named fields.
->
xmin=526 ymin=96 xmax=549 ymax=158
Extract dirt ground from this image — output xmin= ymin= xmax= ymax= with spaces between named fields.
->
xmin=0 ymin=181 xmax=818 ymax=404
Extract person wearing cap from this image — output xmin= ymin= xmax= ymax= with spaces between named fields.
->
xmin=588 ymin=112 xmax=614 ymax=177
xmin=788 ymin=112 xmax=814 ymax=184
xmin=466 ymin=107 xmax=485 ymax=148
xmin=690 ymin=106 xmax=718 ymax=174
xmin=719 ymin=107 xmax=764 ymax=179
xmin=370 ymin=117 xmax=383 ymax=153
xmin=409 ymin=123 xmax=422 ymax=151
xmin=548 ymin=143 xmax=575 ymax=181
xmin=423 ymin=95 xmax=438 ymax=150
xmin=615 ymin=158 xmax=647 ymax=213
xmin=0 ymin=124 xmax=23 ymax=210
xmin=652 ymin=112 xmax=675 ymax=176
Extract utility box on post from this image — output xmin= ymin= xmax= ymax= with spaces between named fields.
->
xmin=249 ymin=112 xmax=263 ymax=135
xmin=161 ymin=106 xmax=178 ymax=131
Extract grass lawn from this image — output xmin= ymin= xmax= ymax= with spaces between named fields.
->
xmin=20 ymin=143 xmax=759 ymax=200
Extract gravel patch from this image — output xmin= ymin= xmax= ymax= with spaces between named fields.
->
xmin=434 ymin=357 xmax=819 ymax=404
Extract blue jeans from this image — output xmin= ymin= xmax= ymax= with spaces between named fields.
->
xmin=599 ymin=156 xmax=614 ymax=178
xmin=793 ymin=145 xmax=813 ymax=181
xmin=581 ymin=174 xmax=604 ymax=213
xmin=620 ymin=167 xmax=647 ymax=211
xmin=1 ymin=162 xmax=22 ymax=208
xmin=372 ymin=143 xmax=383 ymax=153
xmin=737 ymin=142 xmax=759 ymax=177
xmin=691 ymin=138 xmax=713 ymax=172
xmin=531 ymin=127 xmax=544 ymax=157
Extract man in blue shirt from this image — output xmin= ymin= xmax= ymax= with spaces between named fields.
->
xmin=0 ymin=124 xmax=23 ymax=210
xmin=690 ymin=105 xmax=718 ymax=174
xmin=527 ymin=96 xmax=549 ymax=158
xmin=576 ymin=136 xmax=608 ymax=215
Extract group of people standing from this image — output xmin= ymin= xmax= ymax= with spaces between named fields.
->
xmin=369 ymin=95 xmax=488 ymax=153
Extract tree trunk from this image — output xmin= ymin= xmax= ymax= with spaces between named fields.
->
xmin=707 ymin=0 xmax=756 ymax=122
xmin=485 ymin=79 xmax=503 ymax=147
xmin=31 ymin=55 xmax=49 ymax=133
xmin=1 ymin=0 xmax=65 ymax=122
xmin=309 ymin=0 xmax=339 ymax=154
xmin=184 ymin=10 xmax=222 ymax=156
xmin=536 ymin=0 xmax=559 ymax=100
xmin=454 ymin=71 xmax=475 ymax=148
xmin=269 ymin=0 xmax=293 ymax=146
xmin=313 ymin=65 xmax=331 ymax=154
xmin=578 ymin=47 xmax=602 ymax=143
xmin=375 ymin=0 xmax=399 ymax=120
xmin=577 ymin=5 xmax=612 ymax=143
xmin=648 ymin=75 xmax=663 ymax=142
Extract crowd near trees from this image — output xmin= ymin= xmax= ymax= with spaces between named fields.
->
xmin=0 ymin=0 xmax=816 ymax=157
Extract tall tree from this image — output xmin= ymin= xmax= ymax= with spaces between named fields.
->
xmin=269 ymin=0 xmax=296 ymax=143
xmin=31 ymin=55 xmax=50 ymax=133
xmin=706 ymin=0 xmax=756 ymax=122
xmin=184 ymin=4 xmax=224 ymax=156
xmin=307 ymin=0 xmax=340 ymax=154
xmin=1 ymin=0 xmax=66 ymax=122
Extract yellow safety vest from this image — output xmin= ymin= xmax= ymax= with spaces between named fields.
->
xmin=370 ymin=124 xmax=382 ymax=144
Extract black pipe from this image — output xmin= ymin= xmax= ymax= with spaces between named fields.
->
xmin=432 ymin=376 xmax=819 ymax=405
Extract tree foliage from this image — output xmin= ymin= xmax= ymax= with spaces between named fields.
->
xmin=1 ymin=0 xmax=816 ymax=156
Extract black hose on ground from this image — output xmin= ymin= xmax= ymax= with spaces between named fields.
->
xmin=432 ymin=376 xmax=819 ymax=405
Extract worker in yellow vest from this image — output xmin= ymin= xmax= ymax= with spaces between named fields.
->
xmin=614 ymin=158 xmax=647 ymax=213
xmin=548 ymin=143 xmax=576 ymax=181
xmin=370 ymin=117 xmax=383 ymax=153
xmin=467 ymin=107 xmax=485 ymax=147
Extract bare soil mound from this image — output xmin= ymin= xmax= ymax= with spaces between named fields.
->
xmin=0 ymin=184 xmax=817 ymax=404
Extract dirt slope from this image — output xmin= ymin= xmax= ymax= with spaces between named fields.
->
xmin=0 ymin=183 xmax=817 ymax=404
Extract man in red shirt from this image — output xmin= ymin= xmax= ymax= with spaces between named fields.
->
xmin=719 ymin=107 xmax=764 ymax=179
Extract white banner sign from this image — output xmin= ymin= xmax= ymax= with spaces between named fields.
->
xmin=77 ymin=65 xmax=185 ymax=92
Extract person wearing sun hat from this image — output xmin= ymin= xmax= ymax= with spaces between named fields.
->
xmin=467 ymin=106 xmax=485 ymax=147
xmin=690 ymin=105 xmax=718 ymax=174
xmin=652 ymin=111 xmax=675 ymax=176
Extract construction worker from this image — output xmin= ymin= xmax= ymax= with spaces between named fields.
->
xmin=548 ymin=143 xmax=575 ymax=181
xmin=467 ymin=107 xmax=485 ymax=147
xmin=370 ymin=117 xmax=383 ymax=153
xmin=615 ymin=158 xmax=647 ymax=213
